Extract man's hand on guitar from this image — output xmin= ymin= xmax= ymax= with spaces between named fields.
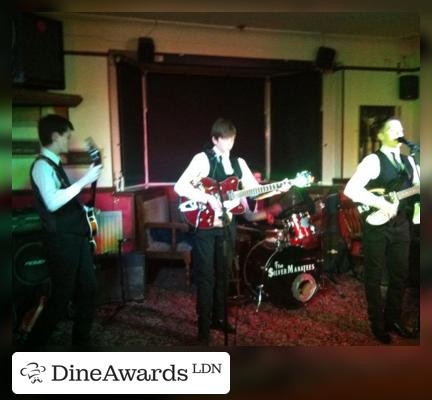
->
xmin=205 ymin=193 xmax=222 ymax=211
xmin=377 ymin=197 xmax=398 ymax=220
xmin=278 ymin=179 xmax=292 ymax=193
xmin=80 ymin=163 xmax=102 ymax=187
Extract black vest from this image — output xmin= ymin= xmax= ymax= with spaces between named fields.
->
xmin=30 ymin=155 xmax=89 ymax=236
xmin=366 ymin=150 xmax=416 ymax=216
xmin=204 ymin=150 xmax=243 ymax=182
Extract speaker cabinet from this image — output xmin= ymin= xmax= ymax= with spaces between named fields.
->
xmin=12 ymin=231 xmax=51 ymax=330
xmin=95 ymin=252 xmax=145 ymax=305
xmin=315 ymin=46 xmax=336 ymax=71
xmin=12 ymin=12 xmax=65 ymax=89
xmin=399 ymin=75 xmax=419 ymax=100
xmin=137 ymin=37 xmax=155 ymax=64
xmin=13 ymin=232 xmax=49 ymax=287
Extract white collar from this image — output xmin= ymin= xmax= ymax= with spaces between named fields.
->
xmin=212 ymin=146 xmax=230 ymax=159
xmin=41 ymin=147 xmax=61 ymax=165
xmin=380 ymin=145 xmax=401 ymax=156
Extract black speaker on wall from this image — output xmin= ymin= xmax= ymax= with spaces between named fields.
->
xmin=12 ymin=12 xmax=65 ymax=89
xmin=315 ymin=46 xmax=336 ymax=71
xmin=137 ymin=37 xmax=155 ymax=64
xmin=399 ymin=75 xmax=419 ymax=100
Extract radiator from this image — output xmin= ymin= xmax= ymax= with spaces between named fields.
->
xmin=95 ymin=210 xmax=123 ymax=254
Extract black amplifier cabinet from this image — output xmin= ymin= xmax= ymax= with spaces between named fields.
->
xmin=12 ymin=209 xmax=50 ymax=330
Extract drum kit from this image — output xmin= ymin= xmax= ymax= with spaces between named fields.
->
xmin=238 ymin=210 xmax=323 ymax=310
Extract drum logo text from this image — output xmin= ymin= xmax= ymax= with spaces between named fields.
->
xmin=268 ymin=261 xmax=315 ymax=278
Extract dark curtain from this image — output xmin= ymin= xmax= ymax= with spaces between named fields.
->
xmin=116 ymin=58 xmax=145 ymax=186
xmin=271 ymin=71 xmax=322 ymax=182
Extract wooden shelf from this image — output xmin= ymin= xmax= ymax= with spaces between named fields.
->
xmin=12 ymin=88 xmax=83 ymax=107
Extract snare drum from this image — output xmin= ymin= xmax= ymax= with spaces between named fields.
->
xmin=243 ymin=240 xmax=321 ymax=308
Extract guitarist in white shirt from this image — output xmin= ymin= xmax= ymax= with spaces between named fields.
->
xmin=344 ymin=116 xmax=419 ymax=344
xmin=174 ymin=118 xmax=290 ymax=345
xmin=25 ymin=114 xmax=102 ymax=348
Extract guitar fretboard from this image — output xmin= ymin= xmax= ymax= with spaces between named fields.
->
xmin=396 ymin=185 xmax=420 ymax=200
xmin=230 ymin=181 xmax=286 ymax=200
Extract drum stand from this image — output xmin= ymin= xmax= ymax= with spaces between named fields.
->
xmin=217 ymin=182 xmax=236 ymax=346
xmin=255 ymin=284 xmax=264 ymax=312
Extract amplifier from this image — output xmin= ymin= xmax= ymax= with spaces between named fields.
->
xmin=12 ymin=209 xmax=42 ymax=234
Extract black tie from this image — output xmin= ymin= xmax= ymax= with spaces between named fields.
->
xmin=391 ymin=153 xmax=403 ymax=172
xmin=57 ymin=161 xmax=71 ymax=187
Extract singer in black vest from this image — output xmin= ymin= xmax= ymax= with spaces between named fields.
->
xmin=25 ymin=114 xmax=102 ymax=348
xmin=174 ymin=118 xmax=290 ymax=345
xmin=344 ymin=117 xmax=419 ymax=344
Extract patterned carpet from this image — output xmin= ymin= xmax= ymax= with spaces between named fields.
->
xmin=49 ymin=264 xmax=420 ymax=347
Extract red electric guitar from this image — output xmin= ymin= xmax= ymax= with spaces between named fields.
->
xmin=179 ymin=170 xmax=313 ymax=229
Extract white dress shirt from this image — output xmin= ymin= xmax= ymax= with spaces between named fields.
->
xmin=344 ymin=145 xmax=420 ymax=208
xmin=32 ymin=147 xmax=82 ymax=212
xmin=174 ymin=146 xmax=260 ymax=203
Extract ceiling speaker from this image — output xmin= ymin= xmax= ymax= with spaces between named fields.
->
xmin=399 ymin=75 xmax=419 ymax=100
xmin=315 ymin=46 xmax=336 ymax=71
xmin=137 ymin=37 xmax=155 ymax=64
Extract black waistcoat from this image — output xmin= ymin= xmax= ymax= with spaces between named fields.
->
xmin=30 ymin=155 xmax=89 ymax=236
xmin=204 ymin=150 xmax=243 ymax=182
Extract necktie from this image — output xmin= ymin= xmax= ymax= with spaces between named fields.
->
xmin=57 ymin=161 xmax=71 ymax=187
xmin=391 ymin=153 xmax=403 ymax=172
xmin=219 ymin=155 xmax=233 ymax=174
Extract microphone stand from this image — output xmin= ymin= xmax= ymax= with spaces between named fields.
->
xmin=102 ymin=238 xmax=128 ymax=324
xmin=406 ymin=143 xmax=420 ymax=337
xmin=408 ymin=145 xmax=420 ymax=183
xmin=216 ymin=181 xmax=231 ymax=347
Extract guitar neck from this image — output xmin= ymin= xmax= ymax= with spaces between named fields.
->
xmin=396 ymin=185 xmax=420 ymax=201
xmin=88 ymin=181 xmax=97 ymax=207
xmin=232 ymin=180 xmax=286 ymax=199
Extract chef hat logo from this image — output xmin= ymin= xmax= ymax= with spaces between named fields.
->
xmin=20 ymin=362 xmax=46 ymax=383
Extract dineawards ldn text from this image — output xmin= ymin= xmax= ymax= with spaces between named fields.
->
xmin=50 ymin=363 xmax=222 ymax=382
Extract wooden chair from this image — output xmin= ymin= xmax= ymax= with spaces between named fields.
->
xmin=135 ymin=189 xmax=192 ymax=286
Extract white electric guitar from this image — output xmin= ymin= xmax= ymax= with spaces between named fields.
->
xmin=357 ymin=185 xmax=420 ymax=225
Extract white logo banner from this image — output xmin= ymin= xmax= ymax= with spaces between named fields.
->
xmin=12 ymin=352 xmax=230 ymax=394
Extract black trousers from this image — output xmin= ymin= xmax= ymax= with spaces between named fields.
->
xmin=363 ymin=216 xmax=410 ymax=326
xmin=193 ymin=223 xmax=236 ymax=337
xmin=27 ymin=232 xmax=96 ymax=346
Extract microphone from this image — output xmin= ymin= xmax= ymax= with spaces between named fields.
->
xmin=396 ymin=137 xmax=419 ymax=151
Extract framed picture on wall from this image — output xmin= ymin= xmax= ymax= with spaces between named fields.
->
xmin=359 ymin=105 xmax=399 ymax=161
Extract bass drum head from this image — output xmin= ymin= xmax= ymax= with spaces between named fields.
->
xmin=244 ymin=242 xmax=320 ymax=308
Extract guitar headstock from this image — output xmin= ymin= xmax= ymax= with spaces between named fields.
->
xmin=85 ymin=137 xmax=102 ymax=166
xmin=290 ymin=170 xmax=314 ymax=188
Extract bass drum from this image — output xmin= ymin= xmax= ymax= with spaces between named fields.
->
xmin=243 ymin=240 xmax=321 ymax=308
